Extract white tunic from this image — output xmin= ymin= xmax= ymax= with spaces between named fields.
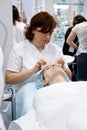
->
xmin=7 ymin=40 xmax=68 ymax=91
xmin=72 ymin=21 xmax=87 ymax=55
xmin=13 ymin=21 xmax=26 ymax=45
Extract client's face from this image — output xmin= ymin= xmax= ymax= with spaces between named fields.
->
xmin=43 ymin=64 xmax=65 ymax=82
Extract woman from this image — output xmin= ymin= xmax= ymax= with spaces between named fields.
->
xmin=6 ymin=11 xmax=72 ymax=92
xmin=12 ymin=5 xmax=26 ymax=45
xmin=63 ymin=15 xmax=85 ymax=81
xmin=63 ymin=15 xmax=80 ymax=56
xmin=67 ymin=14 xmax=87 ymax=81
xmin=6 ymin=12 xmax=72 ymax=118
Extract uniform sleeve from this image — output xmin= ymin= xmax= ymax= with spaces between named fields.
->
xmin=72 ymin=25 xmax=79 ymax=34
xmin=55 ymin=44 xmax=68 ymax=69
xmin=6 ymin=45 xmax=22 ymax=72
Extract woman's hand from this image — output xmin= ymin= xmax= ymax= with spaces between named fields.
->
xmin=5 ymin=59 xmax=47 ymax=85
xmin=55 ymin=58 xmax=65 ymax=67
xmin=32 ymin=59 xmax=47 ymax=73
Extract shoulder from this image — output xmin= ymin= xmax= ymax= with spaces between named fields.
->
xmin=16 ymin=21 xmax=26 ymax=30
xmin=66 ymin=27 xmax=72 ymax=33
xmin=11 ymin=40 xmax=26 ymax=54
xmin=73 ymin=22 xmax=85 ymax=30
xmin=48 ymin=43 xmax=63 ymax=54
xmin=13 ymin=39 xmax=32 ymax=53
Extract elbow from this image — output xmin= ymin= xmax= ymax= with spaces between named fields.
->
xmin=5 ymin=76 xmax=16 ymax=85
xmin=5 ymin=73 xmax=13 ymax=85
xmin=5 ymin=70 xmax=14 ymax=85
xmin=65 ymin=68 xmax=73 ymax=79
xmin=5 ymin=76 xmax=11 ymax=85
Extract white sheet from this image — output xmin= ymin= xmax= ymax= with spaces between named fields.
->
xmin=8 ymin=109 xmax=44 ymax=130
xmin=8 ymin=81 xmax=87 ymax=130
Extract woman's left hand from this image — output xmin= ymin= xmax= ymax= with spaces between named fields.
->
xmin=56 ymin=58 xmax=65 ymax=67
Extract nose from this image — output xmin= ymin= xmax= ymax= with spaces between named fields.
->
xmin=46 ymin=33 xmax=51 ymax=39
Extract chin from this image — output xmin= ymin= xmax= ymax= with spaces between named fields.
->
xmin=45 ymin=41 xmax=49 ymax=44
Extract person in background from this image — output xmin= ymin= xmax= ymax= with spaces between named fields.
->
xmin=63 ymin=15 xmax=87 ymax=81
xmin=12 ymin=5 xmax=26 ymax=45
xmin=63 ymin=15 xmax=80 ymax=56
xmin=67 ymin=14 xmax=87 ymax=81
xmin=0 ymin=46 xmax=6 ymax=130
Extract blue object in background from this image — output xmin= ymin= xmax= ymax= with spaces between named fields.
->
xmin=61 ymin=0 xmax=66 ymax=2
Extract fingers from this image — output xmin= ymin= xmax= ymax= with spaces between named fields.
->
xmin=41 ymin=63 xmax=52 ymax=70
xmin=38 ymin=59 xmax=47 ymax=66
xmin=34 ymin=59 xmax=47 ymax=72
xmin=56 ymin=58 xmax=65 ymax=67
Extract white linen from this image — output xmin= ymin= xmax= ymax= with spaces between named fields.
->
xmin=68 ymin=93 xmax=87 ymax=130
xmin=8 ymin=110 xmax=42 ymax=130
xmin=8 ymin=81 xmax=87 ymax=130
xmin=34 ymin=81 xmax=87 ymax=130
xmin=7 ymin=40 xmax=68 ymax=91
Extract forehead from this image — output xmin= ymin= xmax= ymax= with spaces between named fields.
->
xmin=41 ymin=64 xmax=52 ymax=70
xmin=42 ymin=64 xmax=62 ymax=70
xmin=36 ymin=26 xmax=53 ymax=33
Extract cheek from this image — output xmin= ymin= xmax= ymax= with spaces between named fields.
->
xmin=44 ymin=71 xmax=49 ymax=80
xmin=44 ymin=70 xmax=52 ymax=80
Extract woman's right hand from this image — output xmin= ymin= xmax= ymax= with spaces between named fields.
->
xmin=32 ymin=59 xmax=47 ymax=73
xmin=5 ymin=60 xmax=47 ymax=85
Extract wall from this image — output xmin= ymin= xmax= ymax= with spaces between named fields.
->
xmin=22 ymin=0 xmax=35 ymax=23
xmin=0 ymin=0 xmax=13 ymax=74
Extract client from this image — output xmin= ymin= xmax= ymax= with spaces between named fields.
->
xmin=8 ymin=67 xmax=87 ymax=130
xmin=42 ymin=63 xmax=67 ymax=85
xmin=7 ymin=63 xmax=70 ymax=119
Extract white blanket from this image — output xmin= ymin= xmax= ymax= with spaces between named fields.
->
xmin=8 ymin=81 xmax=87 ymax=130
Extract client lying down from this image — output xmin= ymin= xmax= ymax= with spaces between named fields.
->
xmin=7 ymin=62 xmax=70 ymax=119
xmin=8 ymin=68 xmax=87 ymax=130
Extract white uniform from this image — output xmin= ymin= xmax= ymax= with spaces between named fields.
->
xmin=6 ymin=39 xmax=68 ymax=91
xmin=72 ymin=21 xmax=87 ymax=55
xmin=13 ymin=21 xmax=26 ymax=45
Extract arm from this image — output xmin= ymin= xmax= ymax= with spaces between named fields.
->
xmin=5 ymin=60 xmax=47 ymax=85
xmin=55 ymin=58 xmax=72 ymax=79
xmin=64 ymin=67 xmax=73 ymax=79
xmin=67 ymin=31 xmax=78 ymax=50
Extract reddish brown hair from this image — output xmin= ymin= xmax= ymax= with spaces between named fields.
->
xmin=25 ymin=12 xmax=57 ymax=41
